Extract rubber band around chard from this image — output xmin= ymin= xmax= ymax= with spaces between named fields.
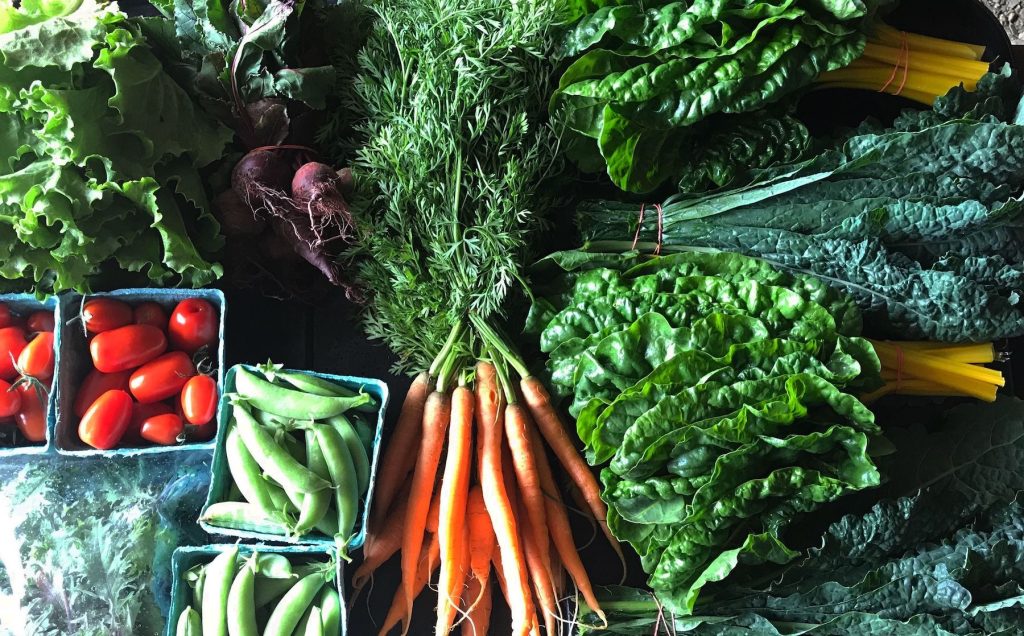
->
xmin=631 ymin=203 xmax=664 ymax=254
xmin=878 ymin=30 xmax=911 ymax=96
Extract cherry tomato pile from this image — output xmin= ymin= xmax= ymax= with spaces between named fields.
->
xmin=0 ymin=302 xmax=56 ymax=445
xmin=75 ymin=297 xmax=221 ymax=450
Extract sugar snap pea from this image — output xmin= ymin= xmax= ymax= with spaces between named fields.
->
xmin=278 ymin=370 xmax=357 ymax=398
xmin=227 ymin=552 xmax=258 ymax=636
xmin=201 ymin=546 xmax=238 ymax=636
xmin=176 ymin=606 xmax=201 ymax=636
xmin=263 ymin=572 xmax=327 ymax=636
xmin=226 ymin=425 xmax=278 ymax=511
xmin=202 ymin=502 xmax=294 ymax=535
xmin=294 ymin=428 xmax=332 ymax=536
xmin=292 ymin=603 xmax=316 ymax=636
xmin=326 ymin=415 xmax=370 ymax=496
xmin=350 ymin=415 xmax=374 ymax=454
xmin=254 ymin=576 xmax=298 ymax=609
xmin=315 ymin=425 xmax=359 ymax=550
xmin=268 ymin=479 xmax=303 ymax=515
xmin=318 ymin=587 xmax=341 ymax=636
xmin=233 ymin=404 xmax=329 ymax=494
xmin=253 ymin=408 xmax=294 ymax=430
xmin=235 ymin=367 xmax=373 ymax=420
xmin=186 ymin=564 xmax=205 ymax=611
xmin=305 ymin=606 xmax=323 ymax=636
xmin=278 ymin=429 xmax=307 ymax=466
xmin=256 ymin=554 xmax=295 ymax=579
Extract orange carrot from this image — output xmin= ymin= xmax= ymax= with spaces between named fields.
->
xmin=520 ymin=376 xmax=623 ymax=567
xmin=478 ymin=383 xmax=531 ymax=636
xmin=504 ymin=403 xmax=551 ymax=581
xmin=401 ymin=391 xmax=452 ymax=628
xmin=372 ymin=372 xmax=430 ymax=529
xmin=529 ymin=425 xmax=606 ymax=626
xmin=353 ymin=489 xmax=411 ymax=590
xmin=475 ymin=362 xmax=505 ymax=482
xmin=465 ymin=487 xmax=495 ymax=609
xmin=492 ymin=548 xmax=508 ymax=602
xmin=461 ymin=573 xmax=492 ymax=636
xmin=426 ymin=485 xmax=443 ymax=535
xmin=437 ymin=386 xmax=475 ymax=635
xmin=443 ymin=521 xmax=470 ymax=631
xmin=380 ymin=532 xmax=441 ymax=636
xmin=520 ymin=502 xmax=558 ymax=636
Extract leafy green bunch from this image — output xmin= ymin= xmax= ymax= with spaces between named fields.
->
xmin=0 ymin=0 xmax=232 ymax=293
xmin=527 ymin=249 xmax=883 ymax=613
xmin=579 ymin=396 xmax=1024 ymax=635
xmin=551 ymin=0 xmax=893 ymax=193
xmin=578 ymin=68 xmax=1024 ymax=342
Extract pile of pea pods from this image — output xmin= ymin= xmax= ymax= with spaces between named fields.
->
xmin=175 ymin=548 xmax=341 ymax=636
xmin=201 ymin=365 xmax=376 ymax=550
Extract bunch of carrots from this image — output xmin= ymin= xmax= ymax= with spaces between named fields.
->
xmin=353 ymin=318 xmax=621 ymax=635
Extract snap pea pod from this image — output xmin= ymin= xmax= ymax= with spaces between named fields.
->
xmin=263 ymin=572 xmax=327 ymax=636
xmin=176 ymin=607 xmax=201 ymax=636
xmin=292 ymin=604 xmax=316 ymax=636
xmin=318 ymin=587 xmax=341 ymax=636
xmin=305 ymin=606 xmax=323 ymax=636
xmin=278 ymin=429 xmax=307 ymax=466
xmin=350 ymin=416 xmax=374 ymax=454
xmin=227 ymin=552 xmax=259 ymax=636
xmin=315 ymin=425 xmax=359 ymax=550
xmin=233 ymin=404 xmax=329 ymax=494
xmin=268 ymin=480 xmax=303 ymax=515
xmin=254 ymin=575 xmax=298 ymax=609
xmin=325 ymin=415 xmax=370 ymax=496
xmin=202 ymin=502 xmax=294 ymax=535
xmin=254 ymin=408 xmax=294 ymax=430
xmin=294 ymin=428 xmax=332 ymax=536
xmin=187 ymin=565 xmax=205 ymax=611
xmin=235 ymin=367 xmax=372 ymax=419
xmin=202 ymin=546 xmax=238 ymax=636
xmin=226 ymin=425 xmax=278 ymax=511
xmin=314 ymin=508 xmax=339 ymax=536
xmin=278 ymin=371 xmax=358 ymax=398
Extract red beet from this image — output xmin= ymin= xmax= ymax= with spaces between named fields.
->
xmin=231 ymin=148 xmax=293 ymax=203
xmin=214 ymin=190 xmax=266 ymax=237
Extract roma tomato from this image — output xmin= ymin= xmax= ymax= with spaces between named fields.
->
xmin=140 ymin=413 xmax=184 ymax=446
xmin=15 ymin=384 xmax=46 ymax=443
xmin=123 ymin=401 xmax=173 ymax=446
xmin=0 ymin=327 xmax=28 ymax=381
xmin=90 ymin=324 xmax=167 ymax=373
xmin=18 ymin=332 xmax=54 ymax=381
xmin=74 ymin=369 xmax=131 ymax=418
xmin=26 ymin=311 xmax=55 ymax=333
xmin=83 ymin=299 xmax=133 ymax=334
xmin=134 ymin=302 xmax=167 ymax=329
xmin=0 ymin=303 xmax=12 ymax=329
xmin=78 ymin=389 xmax=133 ymax=450
xmin=181 ymin=374 xmax=218 ymax=425
xmin=129 ymin=351 xmax=195 ymax=403
xmin=0 ymin=379 xmax=22 ymax=418
xmin=168 ymin=299 xmax=218 ymax=353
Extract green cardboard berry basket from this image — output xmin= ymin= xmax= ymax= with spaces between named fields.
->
xmin=0 ymin=293 xmax=61 ymax=457
xmin=53 ymin=288 xmax=226 ymax=456
xmin=166 ymin=543 xmax=346 ymax=636
xmin=199 ymin=364 xmax=388 ymax=550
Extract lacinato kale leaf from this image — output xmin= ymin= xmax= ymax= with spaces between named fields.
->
xmin=578 ymin=72 xmax=1024 ymax=341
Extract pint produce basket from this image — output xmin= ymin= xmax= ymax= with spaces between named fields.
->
xmin=200 ymin=364 xmax=388 ymax=549
xmin=54 ymin=288 xmax=226 ymax=456
xmin=166 ymin=544 xmax=346 ymax=636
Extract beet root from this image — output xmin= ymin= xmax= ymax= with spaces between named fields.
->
xmin=291 ymin=162 xmax=355 ymax=238
xmin=214 ymin=190 xmax=266 ymax=237
xmin=232 ymin=148 xmax=293 ymax=203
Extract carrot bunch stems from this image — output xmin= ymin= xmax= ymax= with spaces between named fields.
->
xmin=358 ymin=317 xmax=616 ymax=635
